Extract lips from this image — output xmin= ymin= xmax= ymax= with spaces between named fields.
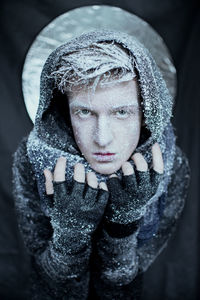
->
xmin=94 ymin=152 xmax=115 ymax=156
xmin=93 ymin=152 xmax=116 ymax=162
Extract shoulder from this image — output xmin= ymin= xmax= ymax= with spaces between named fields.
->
xmin=13 ymin=135 xmax=29 ymax=163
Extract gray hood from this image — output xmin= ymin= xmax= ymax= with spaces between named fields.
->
xmin=26 ymin=30 xmax=176 ymax=215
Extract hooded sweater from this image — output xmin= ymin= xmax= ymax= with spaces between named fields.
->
xmin=12 ymin=30 xmax=190 ymax=299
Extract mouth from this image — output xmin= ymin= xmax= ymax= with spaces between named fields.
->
xmin=92 ymin=152 xmax=116 ymax=162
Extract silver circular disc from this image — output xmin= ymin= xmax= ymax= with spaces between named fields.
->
xmin=22 ymin=5 xmax=176 ymax=123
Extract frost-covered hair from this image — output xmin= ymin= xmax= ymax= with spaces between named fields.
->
xmin=51 ymin=41 xmax=137 ymax=94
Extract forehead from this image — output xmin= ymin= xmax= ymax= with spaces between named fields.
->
xmin=68 ymin=79 xmax=140 ymax=109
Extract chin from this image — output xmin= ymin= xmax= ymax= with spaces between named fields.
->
xmin=91 ymin=162 xmax=121 ymax=175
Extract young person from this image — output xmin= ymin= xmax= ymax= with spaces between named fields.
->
xmin=12 ymin=30 xmax=190 ymax=299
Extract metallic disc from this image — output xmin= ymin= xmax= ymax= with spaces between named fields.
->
xmin=22 ymin=5 xmax=177 ymax=123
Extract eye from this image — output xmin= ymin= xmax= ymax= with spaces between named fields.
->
xmin=80 ymin=109 xmax=90 ymax=115
xmin=115 ymin=109 xmax=129 ymax=118
xmin=75 ymin=109 xmax=91 ymax=118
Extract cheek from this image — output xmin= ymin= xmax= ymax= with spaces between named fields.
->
xmin=115 ymin=119 xmax=141 ymax=149
xmin=71 ymin=119 xmax=93 ymax=150
xmin=128 ymin=122 xmax=141 ymax=143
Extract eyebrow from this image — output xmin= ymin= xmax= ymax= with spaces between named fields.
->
xmin=69 ymin=101 xmax=140 ymax=110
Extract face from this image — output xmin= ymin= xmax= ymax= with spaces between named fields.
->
xmin=68 ymin=79 xmax=142 ymax=174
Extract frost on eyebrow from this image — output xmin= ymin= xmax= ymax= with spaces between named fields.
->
xmin=69 ymin=101 xmax=140 ymax=109
xmin=69 ymin=100 xmax=92 ymax=109
xmin=109 ymin=103 xmax=140 ymax=110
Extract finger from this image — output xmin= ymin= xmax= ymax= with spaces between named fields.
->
xmin=151 ymin=169 xmax=162 ymax=193
xmin=136 ymin=170 xmax=150 ymax=189
xmin=53 ymin=181 xmax=68 ymax=209
xmin=122 ymin=174 xmax=137 ymax=193
xmin=152 ymin=143 xmax=164 ymax=174
xmin=54 ymin=157 xmax=66 ymax=182
xmin=121 ymin=161 xmax=137 ymax=192
xmin=132 ymin=153 xmax=150 ymax=187
xmin=107 ymin=175 xmax=122 ymax=198
xmin=131 ymin=153 xmax=148 ymax=171
xmin=71 ymin=180 xmax=85 ymax=198
xmin=84 ymin=185 xmax=98 ymax=204
xmin=74 ymin=163 xmax=85 ymax=183
xmin=99 ymin=181 xmax=108 ymax=191
xmin=109 ymin=174 xmax=118 ymax=178
xmin=86 ymin=172 xmax=98 ymax=189
xmin=45 ymin=194 xmax=54 ymax=209
xmin=84 ymin=172 xmax=98 ymax=204
xmin=97 ymin=188 xmax=109 ymax=210
xmin=122 ymin=162 xmax=134 ymax=176
xmin=44 ymin=169 xmax=54 ymax=195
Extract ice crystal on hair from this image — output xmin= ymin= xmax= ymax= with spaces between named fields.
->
xmin=50 ymin=41 xmax=137 ymax=94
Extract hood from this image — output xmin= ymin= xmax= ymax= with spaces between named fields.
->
xmin=34 ymin=30 xmax=173 ymax=153
xmin=26 ymin=30 xmax=176 ymax=214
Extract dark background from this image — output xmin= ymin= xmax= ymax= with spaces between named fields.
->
xmin=0 ymin=0 xmax=199 ymax=299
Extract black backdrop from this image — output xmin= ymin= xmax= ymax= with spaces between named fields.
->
xmin=0 ymin=1 xmax=199 ymax=299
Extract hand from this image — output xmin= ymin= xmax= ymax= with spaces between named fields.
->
xmin=43 ymin=157 xmax=109 ymax=254
xmin=105 ymin=143 xmax=164 ymax=225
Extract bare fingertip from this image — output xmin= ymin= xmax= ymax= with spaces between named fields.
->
xmin=99 ymin=182 xmax=108 ymax=191
xmin=74 ymin=163 xmax=85 ymax=183
xmin=153 ymin=142 xmax=159 ymax=147
xmin=132 ymin=153 xmax=148 ymax=171
xmin=132 ymin=152 xmax=142 ymax=160
xmin=152 ymin=142 xmax=161 ymax=152
xmin=153 ymin=167 xmax=164 ymax=174
xmin=86 ymin=171 xmax=97 ymax=180
xmin=57 ymin=156 xmax=67 ymax=162
xmin=122 ymin=162 xmax=134 ymax=176
xmin=43 ymin=169 xmax=53 ymax=181
xmin=75 ymin=162 xmax=84 ymax=167
xmin=87 ymin=172 xmax=98 ymax=188
xmin=109 ymin=174 xmax=118 ymax=178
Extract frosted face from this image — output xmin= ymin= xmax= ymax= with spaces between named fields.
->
xmin=68 ymin=80 xmax=142 ymax=174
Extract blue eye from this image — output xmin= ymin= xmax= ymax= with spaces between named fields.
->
xmin=75 ymin=109 xmax=91 ymax=118
xmin=118 ymin=110 xmax=127 ymax=115
xmin=115 ymin=109 xmax=129 ymax=118
xmin=80 ymin=109 xmax=90 ymax=115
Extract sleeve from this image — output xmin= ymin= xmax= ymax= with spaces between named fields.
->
xmin=137 ymin=146 xmax=190 ymax=272
xmin=91 ymin=146 xmax=190 ymax=300
xmin=12 ymin=137 xmax=90 ymax=300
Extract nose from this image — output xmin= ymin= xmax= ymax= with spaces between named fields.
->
xmin=94 ymin=116 xmax=113 ymax=147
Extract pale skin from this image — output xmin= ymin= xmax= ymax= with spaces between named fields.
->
xmin=68 ymin=80 xmax=143 ymax=175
